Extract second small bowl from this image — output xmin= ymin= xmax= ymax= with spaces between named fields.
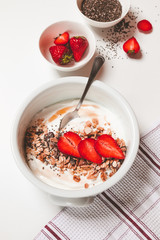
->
xmin=39 ymin=21 xmax=96 ymax=72
xmin=76 ymin=0 xmax=130 ymax=28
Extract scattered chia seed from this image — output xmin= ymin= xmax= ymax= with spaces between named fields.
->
xmin=96 ymin=7 xmax=140 ymax=60
xmin=35 ymin=129 xmax=44 ymax=136
xmin=81 ymin=0 xmax=122 ymax=22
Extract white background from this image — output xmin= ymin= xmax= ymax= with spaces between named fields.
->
xmin=0 ymin=0 xmax=160 ymax=239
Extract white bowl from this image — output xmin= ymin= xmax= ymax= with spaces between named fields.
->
xmin=76 ymin=0 xmax=130 ymax=28
xmin=39 ymin=21 xmax=96 ymax=72
xmin=11 ymin=77 xmax=139 ymax=206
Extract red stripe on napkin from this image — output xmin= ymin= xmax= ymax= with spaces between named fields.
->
xmin=45 ymin=225 xmax=62 ymax=240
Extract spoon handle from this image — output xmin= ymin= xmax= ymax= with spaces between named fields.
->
xmin=75 ymin=55 xmax=105 ymax=111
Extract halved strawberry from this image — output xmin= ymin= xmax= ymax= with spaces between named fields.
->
xmin=78 ymin=138 xmax=102 ymax=164
xmin=57 ymin=131 xmax=81 ymax=158
xmin=54 ymin=32 xmax=69 ymax=45
xmin=123 ymin=37 xmax=140 ymax=54
xmin=95 ymin=134 xmax=125 ymax=159
xmin=137 ymin=20 xmax=152 ymax=32
xmin=70 ymin=36 xmax=88 ymax=62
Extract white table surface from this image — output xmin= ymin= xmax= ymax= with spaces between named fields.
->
xmin=0 ymin=0 xmax=160 ymax=239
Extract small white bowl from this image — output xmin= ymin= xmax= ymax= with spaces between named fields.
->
xmin=39 ymin=21 xmax=96 ymax=72
xmin=11 ymin=77 xmax=139 ymax=207
xmin=76 ymin=0 xmax=130 ymax=28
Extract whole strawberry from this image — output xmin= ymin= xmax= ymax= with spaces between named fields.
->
xmin=123 ymin=37 xmax=140 ymax=54
xmin=70 ymin=36 xmax=88 ymax=62
xmin=137 ymin=19 xmax=152 ymax=32
xmin=49 ymin=45 xmax=72 ymax=65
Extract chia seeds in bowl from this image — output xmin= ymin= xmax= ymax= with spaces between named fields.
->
xmin=81 ymin=0 xmax=122 ymax=22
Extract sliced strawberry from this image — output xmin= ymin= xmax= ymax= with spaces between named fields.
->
xmin=95 ymin=134 xmax=125 ymax=159
xmin=78 ymin=138 xmax=102 ymax=164
xmin=54 ymin=32 xmax=69 ymax=45
xmin=123 ymin=37 xmax=140 ymax=54
xmin=137 ymin=20 xmax=152 ymax=32
xmin=70 ymin=36 xmax=88 ymax=62
xmin=49 ymin=45 xmax=72 ymax=65
xmin=57 ymin=132 xmax=81 ymax=158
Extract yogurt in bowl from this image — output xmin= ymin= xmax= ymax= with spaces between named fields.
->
xmin=11 ymin=77 xmax=139 ymax=206
xmin=25 ymin=100 xmax=127 ymax=190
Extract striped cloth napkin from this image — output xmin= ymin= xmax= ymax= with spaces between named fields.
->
xmin=35 ymin=124 xmax=160 ymax=240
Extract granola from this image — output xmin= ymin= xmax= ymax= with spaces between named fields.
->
xmin=25 ymin=113 xmax=126 ymax=189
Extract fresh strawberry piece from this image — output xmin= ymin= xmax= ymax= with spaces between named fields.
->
xmin=78 ymin=138 xmax=102 ymax=164
xmin=137 ymin=20 xmax=152 ymax=32
xmin=70 ymin=36 xmax=88 ymax=62
xmin=54 ymin=32 xmax=69 ymax=45
xmin=57 ymin=132 xmax=81 ymax=158
xmin=49 ymin=45 xmax=72 ymax=65
xmin=95 ymin=134 xmax=125 ymax=159
xmin=123 ymin=37 xmax=140 ymax=54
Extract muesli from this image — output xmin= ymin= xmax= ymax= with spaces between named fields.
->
xmin=25 ymin=100 xmax=127 ymax=189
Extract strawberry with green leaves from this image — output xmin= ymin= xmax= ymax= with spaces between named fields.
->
xmin=70 ymin=36 xmax=88 ymax=62
xmin=123 ymin=37 xmax=140 ymax=54
xmin=54 ymin=32 xmax=69 ymax=45
xmin=49 ymin=45 xmax=72 ymax=65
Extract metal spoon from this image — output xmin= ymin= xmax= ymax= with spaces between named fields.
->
xmin=59 ymin=55 xmax=105 ymax=131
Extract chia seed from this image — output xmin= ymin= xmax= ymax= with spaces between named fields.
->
xmin=81 ymin=0 xmax=122 ymax=22
xmin=35 ymin=129 xmax=44 ymax=136
xmin=96 ymin=7 xmax=140 ymax=60
xmin=44 ymin=131 xmax=54 ymax=142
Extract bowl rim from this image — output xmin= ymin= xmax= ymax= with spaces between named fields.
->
xmin=11 ymin=76 xmax=139 ymax=198
xmin=39 ymin=20 xmax=96 ymax=71
xmin=75 ymin=0 xmax=131 ymax=27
